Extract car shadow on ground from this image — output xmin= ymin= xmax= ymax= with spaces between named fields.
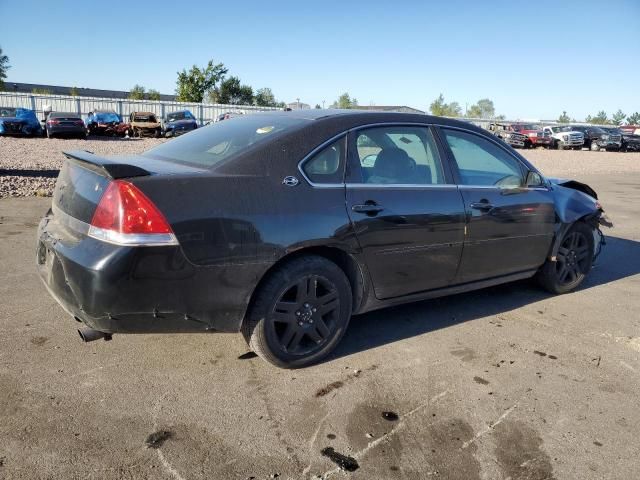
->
xmin=330 ymin=235 xmax=640 ymax=361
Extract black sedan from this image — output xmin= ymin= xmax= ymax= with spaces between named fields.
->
xmin=45 ymin=112 xmax=87 ymax=139
xmin=37 ymin=111 xmax=609 ymax=367
xmin=163 ymin=110 xmax=198 ymax=137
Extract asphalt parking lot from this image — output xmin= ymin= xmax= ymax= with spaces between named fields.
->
xmin=1 ymin=167 xmax=639 ymax=479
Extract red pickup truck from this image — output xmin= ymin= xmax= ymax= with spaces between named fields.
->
xmin=511 ymin=124 xmax=553 ymax=149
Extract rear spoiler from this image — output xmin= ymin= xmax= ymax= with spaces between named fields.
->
xmin=63 ymin=150 xmax=151 ymax=179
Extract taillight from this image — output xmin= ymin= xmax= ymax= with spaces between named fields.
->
xmin=88 ymin=180 xmax=177 ymax=246
xmin=47 ymin=119 xmax=60 ymax=125
xmin=75 ymin=120 xmax=84 ymax=126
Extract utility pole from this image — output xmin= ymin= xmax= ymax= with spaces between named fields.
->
xmin=322 ymin=100 xmax=325 ymax=109
xmin=296 ymin=98 xmax=300 ymax=110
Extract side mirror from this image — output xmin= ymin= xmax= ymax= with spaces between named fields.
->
xmin=526 ymin=171 xmax=544 ymax=188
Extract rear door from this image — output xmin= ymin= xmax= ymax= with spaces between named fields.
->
xmin=345 ymin=124 xmax=466 ymax=300
xmin=437 ymin=127 xmax=556 ymax=283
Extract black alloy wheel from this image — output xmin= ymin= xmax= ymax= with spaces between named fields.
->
xmin=269 ymin=274 xmax=339 ymax=356
xmin=242 ymin=255 xmax=352 ymax=368
xmin=555 ymin=230 xmax=591 ymax=286
xmin=537 ymin=222 xmax=594 ymax=294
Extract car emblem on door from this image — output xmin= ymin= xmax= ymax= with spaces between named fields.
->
xmin=282 ymin=176 xmax=299 ymax=187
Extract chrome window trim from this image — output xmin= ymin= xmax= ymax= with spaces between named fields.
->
xmin=345 ymin=183 xmax=457 ymax=189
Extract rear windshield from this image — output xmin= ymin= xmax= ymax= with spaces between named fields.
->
xmin=95 ymin=112 xmax=121 ymax=122
xmin=50 ymin=112 xmax=80 ymax=120
xmin=133 ymin=114 xmax=157 ymax=122
xmin=0 ymin=108 xmax=18 ymax=117
xmin=142 ymin=115 xmax=306 ymax=168
xmin=167 ymin=111 xmax=194 ymax=122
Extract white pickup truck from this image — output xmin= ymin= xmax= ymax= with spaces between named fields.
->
xmin=542 ymin=126 xmax=585 ymax=150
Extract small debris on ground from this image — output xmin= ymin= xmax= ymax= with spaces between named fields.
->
xmin=145 ymin=430 xmax=172 ymax=448
xmin=382 ymin=411 xmax=399 ymax=421
xmin=321 ymin=447 xmax=359 ymax=472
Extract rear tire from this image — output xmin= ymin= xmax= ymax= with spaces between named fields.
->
xmin=241 ymin=255 xmax=352 ymax=368
xmin=536 ymin=222 xmax=594 ymax=294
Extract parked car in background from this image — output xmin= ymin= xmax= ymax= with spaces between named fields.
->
xmin=511 ymin=123 xmax=553 ymax=149
xmin=128 ymin=112 xmax=162 ymax=138
xmin=598 ymin=126 xmax=628 ymax=152
xmin=216 ymin=112 xmax=243 ymax=122
xmin=542 ymin=125 xmax=585 ymax=150
xmin=0 ymin=107 xmax=43 ymax=137
xmin=163 ymin=110 xmax=198 ymax=137
xmin=86 ymin=110 xmax=128 ymax=137
xmin=488 ymin=122 xmax=527 ymax=148
xmin=45 ymin=112 xmax=86 ymax=139
xmin=620 ymin=125 xmax=640 ymax=136
xmin=614 ymin=128 xmax=640 ymax=152
xmin=36 ymin=110 xmax=609 ymax=368
xmin=570 ymin=125 xmax=621 ymax=151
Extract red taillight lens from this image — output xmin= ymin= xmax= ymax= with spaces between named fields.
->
xmin=89 ymin=180 xmax=176 ymax=246
xmin=47 ymin=119 xmax=60 ymax=125
xmin=75 ymin=120 xmax=84 ymax=126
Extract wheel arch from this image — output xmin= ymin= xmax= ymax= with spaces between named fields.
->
xmin=243 ymin=246 xmax=368 ymax=327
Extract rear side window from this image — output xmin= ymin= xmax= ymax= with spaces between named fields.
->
xmin=302 ymin=137 xmax=345 ymax=184
xmin=442 ymin=128 xmax=524 ymax=187
xmin=352 ymin=126 xmax=445 ymax=185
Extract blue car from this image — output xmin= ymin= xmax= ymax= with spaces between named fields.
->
xmin=0 ymin=107 xmax=43 ymax=136
xmin=163 ymin=110 xmax=198 ymax=137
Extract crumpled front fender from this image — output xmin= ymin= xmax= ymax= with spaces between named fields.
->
xmin=547 ymin=179 xmax=611 ymax=260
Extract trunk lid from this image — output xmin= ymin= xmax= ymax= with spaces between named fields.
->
xmin=53 ymin=150 xmax=207 ymax=224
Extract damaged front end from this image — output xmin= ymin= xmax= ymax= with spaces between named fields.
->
xmin=548 ymin=178 xmax=613 ymax=262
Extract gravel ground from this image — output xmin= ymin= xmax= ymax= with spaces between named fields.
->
xmin=1 ymin=135 xmax=639 ymax=197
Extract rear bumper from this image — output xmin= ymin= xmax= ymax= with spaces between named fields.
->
xmin=36 ymin=214 xmax=266 ymax=334
xmin=48 ymin=126 xmax=86 ymax=136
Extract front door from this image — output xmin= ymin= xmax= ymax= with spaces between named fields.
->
xmin=438 ymin=127 xmax=556 ymax=283
xmin=346 ymin=125 xmax=466 ymax=300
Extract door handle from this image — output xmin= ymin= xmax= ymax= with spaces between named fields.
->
xmin=352 ymin=203 xmax=384 ymax=215
xmin=470 ymin=201 xmax=494 ymax=211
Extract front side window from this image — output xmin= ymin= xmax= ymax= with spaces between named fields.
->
xmin=442 ymin=128 xmax=524 ymax=188
xmin=352 ymin=126 xmax=445 ymax=185
xmin=302 ymin=137 xmax=345 ymax=184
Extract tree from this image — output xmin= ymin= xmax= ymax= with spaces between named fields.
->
xmin=32 ymin=88 xmax=52 ymax=95
xmin=69 ymin=86 xmax=79 ymax=96
xmin=627 ymin=112 xmax=640 ymax=125
xmin=176 ymin=60 xmax=227 ymax=103
xmin=147 ymin=89 xmax=161 ymax=101
xmin=557 ymin=111 xmax=571 ymax=123
xmin=0 ymin=47 xmax=9 ymax=91
xmin=429 ymin=94 xmax=462 ymax=117
xmin=254 ymin=87 xmax=277 ymax=107
xmin=314 ymin=104 xmax=321 ymax=109
xmin=586 ymin=111 xmax=609 ymax=124
xmin=466 ymin=98 xmax=495 ymax=118
xmin=128 ymin=84 xmax=145 ymax=100
xmin=611 ymin=109 xmax=626 ymax=125
xmin=211 ymin=76 xmax=254 ymax=105
xmin=331 ymin=92 xmax=358 ymax=109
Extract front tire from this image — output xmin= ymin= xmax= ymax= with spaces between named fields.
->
xmin=590 ymin=141 xmax=600 ymax=152
xmin=536 ymin=222 xmax=594 ymax=294
xmin=242 ymin=255 xmax=352 ymax=368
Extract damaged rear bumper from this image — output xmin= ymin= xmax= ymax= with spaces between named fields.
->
xmin=36 ymin=215 xmax=261 ymax=334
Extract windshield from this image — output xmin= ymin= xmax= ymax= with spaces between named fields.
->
xmin=167 ymin=111 xmax=194 ymax=122
xmin=0 ymin=108 xmax=18 ymax=117
xmin=95 ymin=112 xmax=121 ymax=123
xmin=143 ymin=114 xmax=306 ymax=168
xmin=133 ymin=115 xmax=157 ymax=122
xmin=550 ymin=126 xmax=572 ymax=133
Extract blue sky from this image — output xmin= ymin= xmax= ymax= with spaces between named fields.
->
xmin=1 ymin=0 xmax=639 ymax=120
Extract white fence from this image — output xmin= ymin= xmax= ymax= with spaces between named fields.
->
xmin=0 ymin=92 xmax=279 ymax=125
